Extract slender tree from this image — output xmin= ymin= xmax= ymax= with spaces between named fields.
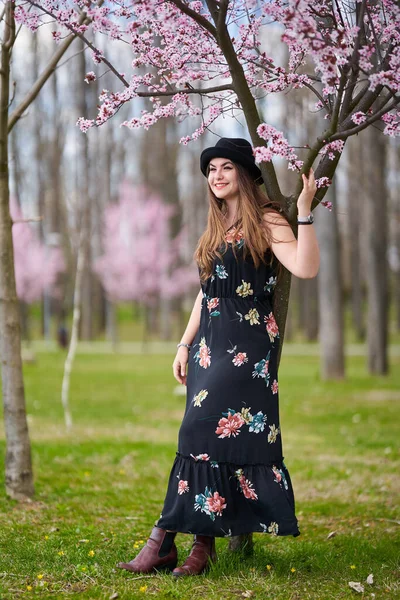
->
xmin=0 ymin=0 xmax=102 ymax=499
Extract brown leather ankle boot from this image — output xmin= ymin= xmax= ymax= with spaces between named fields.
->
xmin=172 ymin=535 xmax=216 ymax=577
xmin=117 ymin=527 xmax=177 ymax=574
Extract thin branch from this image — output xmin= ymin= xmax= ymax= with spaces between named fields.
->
xmin=25 ymin=0 xmax=128 ymax=87
xmin=12 ymin=217 xmax=43 ymax=224
xmin=136 ymin=83 xmax=233 ymax=97
xmin=331 ymin=96 xmax=400 ymax=141
xmin=364 ymin=1 xmax=383 ymax=64
xmin=339 ymin=0 xmax=367 ymax=121
xmin=330 ymin=72 xmax=347 ymax=130
xmin=8 ymin=1 xmax=105 ymax=131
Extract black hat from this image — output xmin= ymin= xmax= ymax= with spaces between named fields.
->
xmin=200 ymin=137 xmax=263 ymax=185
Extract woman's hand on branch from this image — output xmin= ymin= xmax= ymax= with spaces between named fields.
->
xmin=173 ymin=347 xmax=189 ymax=385
xmin=297 ymin=167 xmax=317 ymax=216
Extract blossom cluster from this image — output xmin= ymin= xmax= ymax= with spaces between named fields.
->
xmin=16 ymin=0 xmax=400 ymax=159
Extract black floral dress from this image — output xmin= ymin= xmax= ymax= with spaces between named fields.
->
xmin=157 ymin=226 xmax=300 ymax=538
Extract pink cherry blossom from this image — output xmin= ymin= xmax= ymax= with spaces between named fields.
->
xmin=351 ymin=111 xmax=367 ymax=125
xmin=11 ymin=198 xmax=65 ymax=304
xmin=17 ymin=0 xmax=400 ymax=199
xmin=94 ymin=181 xmax=198 ymax=304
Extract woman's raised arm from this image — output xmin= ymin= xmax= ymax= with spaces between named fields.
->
xmin=264 ymin=169 xmax=320 ymax=279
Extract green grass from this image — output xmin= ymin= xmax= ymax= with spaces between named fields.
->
xmin=0 ymin=351 xmax=399 ymax=599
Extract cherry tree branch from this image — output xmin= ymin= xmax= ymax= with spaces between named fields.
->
xmin=339 ymin=0 xmax=366 ymax=121
xmin=24 ymin=0 xmax=129 ymax=88
xmin=204 ymin=0 xmax=283 ymax=203
xmin=137 ymin=83 xmax=233 ymax=97
xmin=331 ymin=96 xmax=400 ymax=140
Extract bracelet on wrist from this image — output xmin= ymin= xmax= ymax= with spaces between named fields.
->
xmin=297 ymin=213 xmax=314 ymax=225
xmin=177 ymin=343 xmax=191 ymax=350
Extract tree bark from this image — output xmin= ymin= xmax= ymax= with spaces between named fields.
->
xmin=316 ymin=179 xmax=345 ymax=379
xmin=0 ymin=1 xmax=34 ymax=500
xmin=363 ymin=126 xmax=389 ymax=374
xmin=347 ymin=136 xmax=365 ymax=340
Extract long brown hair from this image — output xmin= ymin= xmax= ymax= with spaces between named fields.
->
xmin=194 ymin=163 xmax=283 ymax=282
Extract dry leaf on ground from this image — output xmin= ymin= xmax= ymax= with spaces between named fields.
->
xmin=349 ymin=581 xmax=365 ymax=593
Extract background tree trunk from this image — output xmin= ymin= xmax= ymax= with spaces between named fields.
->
xmin=346 ymin=136 xmax=365 ymax=340
xmin=363 ymin=126 xmax=389 ymax=374
xmin=0 ymin=1 xmax=34 ymax=500
xmin=316 ymin=179 xmax=345 ymax=379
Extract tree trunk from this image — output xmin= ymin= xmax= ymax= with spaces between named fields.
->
xmin=316 ymin=180 xmax=345 ymax=379
xmin=298 ymin=277 xmax=319 ymax=341
xmin=78 ymin=43 xmax=93 ymax=341
xmin=61 ymin=236 xmax=85 ymax=430
xmin=363 ymin=126 xmax=389 ymax=374
xmin=346 ymin=136 xmax=365 ymax=340
xmin=0 ymin=1 xmax=34 ymax=500
xmin=394 ymin=144 xmax=400 ymax=332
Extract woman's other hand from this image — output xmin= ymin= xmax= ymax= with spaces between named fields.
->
xmin=297 ymin=167 xmax=317 ymax=216
xmin=173 ymin=347 xmax=189 ymax=385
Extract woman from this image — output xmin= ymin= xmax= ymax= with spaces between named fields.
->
xmin=118 ymin=137 xmax=319 ymax=577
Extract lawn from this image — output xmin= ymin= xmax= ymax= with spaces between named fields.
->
xmin=0 ymin=350 xmax=399 ymax=599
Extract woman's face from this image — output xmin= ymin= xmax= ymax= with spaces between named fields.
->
xmin=208 ymin=158 xmax=239 ymax=201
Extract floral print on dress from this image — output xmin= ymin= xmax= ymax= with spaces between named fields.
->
xmin=225 ymin=227 xmax=244 ymax=248
xmin=215 ymin=264 xmax=228 ymax=279
xmin=264 ymin=276 xmax=277 ymax=293
xmin=178 ymin=480 xmax=189 ymax=495
xmin=226 ymin=342 xmax=248 ymax=367
xmin=272 ymin=465 xmax=288 ymax=490
xmin=189 ymin=453 xmax=220 ymax=468
xmin=235 ymin=469 xmax=258 ymax=500
xmin=271 ymin=379 xmax=278 ymax=394
xmin=248 ymin=411 xmax=267 ymax=433
xmin=260 ymin=521 xmax=279 ymax=535
xmin=194 ymin=337 xmax=211 ymax=369
xmin=232 ymin=352 xmax=248 ymax=367
xmin=216 ymin=409 xmax=245 ymax=438
xmin=268 ymin=424 xmax=280 ymax=444
xmin=216 ymin=407 xmax=268 ymax=437
xmin=245 ymin=308 xmax=260 ymax=325
xmin=264 ymin=312 xmax=279 ymax=343
xmin=193 ymin=389 xmax=208 ymax=407
xmin=236 ymin=280 xmax=253 ymax=298
xmin=206 ymin=297 xmax=220 ymax=316
xmin=252 ymin=350 xmax=271 ymax=387
xmin=194 ymin=487 xmax=227 ymax=520
xmin=190 ymin=453 xmax=210 ymax=461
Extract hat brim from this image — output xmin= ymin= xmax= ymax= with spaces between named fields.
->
xmin=200 ymin=147 xmax=264 ymax=186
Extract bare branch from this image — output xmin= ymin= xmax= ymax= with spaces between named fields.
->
xmin=12 ymin=217 xmax=43 ymax=224
xmin=137 ymin=83 xmax=233 ymax=97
